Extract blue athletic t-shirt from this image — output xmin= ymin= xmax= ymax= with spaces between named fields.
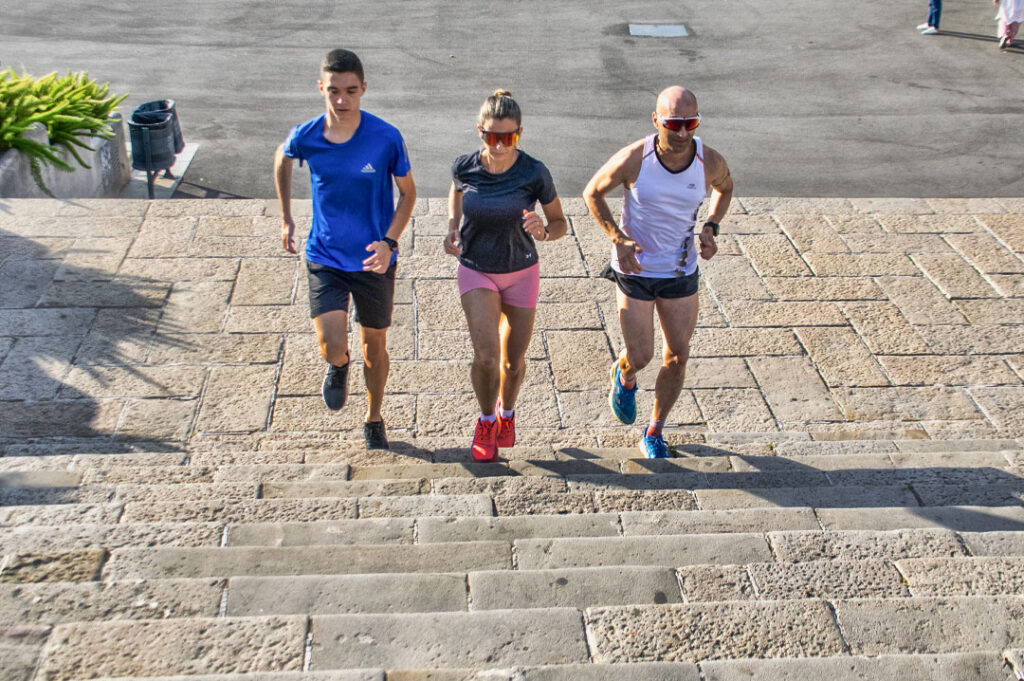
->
xmin=283 ymin=112 xmax=411 ymax=272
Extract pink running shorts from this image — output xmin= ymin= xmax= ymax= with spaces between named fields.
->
xmin=457 ymin=263 xmax=540 ymax=309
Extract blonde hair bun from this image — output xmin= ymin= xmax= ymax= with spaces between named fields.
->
xmin=479 ymin=90 xmax=522 ymax=126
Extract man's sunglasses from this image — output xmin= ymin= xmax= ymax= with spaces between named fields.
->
xmin=657 ymin=114 xmax=701 ymax=132
xmin=479 ymin=127 xmax=521 ymax=147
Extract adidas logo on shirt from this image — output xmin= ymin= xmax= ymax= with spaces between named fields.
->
xmin=361 ymin=163 xmax=376 ymax=174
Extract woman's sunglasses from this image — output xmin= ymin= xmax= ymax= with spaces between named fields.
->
xmin=479 ymin=127 xmax=521 ymax=147
xmin=657 ymin=114 xmax=701 ymax=132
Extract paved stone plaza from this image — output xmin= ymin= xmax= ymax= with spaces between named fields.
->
xmin=1 ymin=196 xmax=1024 ymax=680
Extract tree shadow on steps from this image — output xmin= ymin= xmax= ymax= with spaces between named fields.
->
xmin=537 ymin=443 xmax=1024 ymax=532
xmin=0 ymin=214 xmax=196 ymax=458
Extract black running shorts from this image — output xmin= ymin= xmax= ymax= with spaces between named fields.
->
xmin=600 ymin=264 xmax=699 ymax=301
xmin=306 ymin=260 xmax=396 ymax=329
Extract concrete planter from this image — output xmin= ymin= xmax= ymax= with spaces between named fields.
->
xmin=0 ymin=113 xmax=130 ymax=198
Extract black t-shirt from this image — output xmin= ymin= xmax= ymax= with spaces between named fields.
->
xmin=452 ymin=150 xmax=558 ymax=273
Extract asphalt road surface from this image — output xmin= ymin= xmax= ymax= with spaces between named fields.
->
xmin=4 ymin=0 xmax=1023 ymax=199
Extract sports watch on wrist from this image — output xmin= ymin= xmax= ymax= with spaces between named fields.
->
xmin=703 ymin=221 xmax=720 ymax=237
xmin=382 ymin=237 xmax=399 ymax=252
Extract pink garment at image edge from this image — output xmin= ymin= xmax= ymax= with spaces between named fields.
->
xmin=996 ymin=0 xmax=1024 ymax=37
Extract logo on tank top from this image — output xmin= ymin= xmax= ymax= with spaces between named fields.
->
xmin=361 ymin=163 xmax=376 ymax=174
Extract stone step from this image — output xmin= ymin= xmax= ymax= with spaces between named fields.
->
xmin=31 ymin=598 xmax=1024 ymax=677
xmin=4 ymin=470 xmax=1023 ymax=528
xmin=51 ymin=653 xmax=1020 ymax=681
xmin=73 ymin=528 xmax=1024 ymax=581
xmin=2 ymin=436 xmax=1018 ymax=472
xmin=101 ymin=542 xmax=513 ymax=579
xmin=700 ymin=652 xmax=1013 ymax=681
xmin=4 ymin=505 xmax=1024 ymax=553
xmin=586 ymin=596 xmax=1024 ymax=663
xmin=8 ymin=556 xmax=1024 ymax=625
xmin=6 ymin=466 xmax=1015 ymax=509
xmin=2 ymin=449 xmax=1018 ymax=493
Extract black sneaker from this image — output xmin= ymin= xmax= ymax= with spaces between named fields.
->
xmin=322 ymin=361 xmax=349 ymax=411
xmin=364 ymin=420 xmax=389 ymax=450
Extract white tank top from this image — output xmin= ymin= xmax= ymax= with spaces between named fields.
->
xmin=612 ymin=135 xmax=706 ymax=278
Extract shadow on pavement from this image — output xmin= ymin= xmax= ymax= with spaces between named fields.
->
xmin=0 ymin=219 xmax=193 ymax=455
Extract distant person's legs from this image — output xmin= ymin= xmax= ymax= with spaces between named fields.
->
xmin=920 ymin=0 xmax=941 ymax=33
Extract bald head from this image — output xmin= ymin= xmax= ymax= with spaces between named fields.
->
xmin=656 ymin=86 xmax=698 ymax=117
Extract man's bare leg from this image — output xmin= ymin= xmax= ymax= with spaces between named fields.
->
xmin=360 ymin=326 xmax=389 ymax=423
xmin=616 ymin=290 xmax=657 ymax=382
xmin=651 ymin=293 xmax=699 ymax=423
xmin=312 ymin=310 xmax=350 ymax=366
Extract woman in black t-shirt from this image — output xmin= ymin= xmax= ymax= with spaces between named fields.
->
xmin=444 ymin=90 xmax=568 ymax=463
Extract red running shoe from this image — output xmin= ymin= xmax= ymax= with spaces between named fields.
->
xmin=496 ymin=410 xmax=516 ymax=448
xmin=471 ymin=417 xmax=499 ymax=462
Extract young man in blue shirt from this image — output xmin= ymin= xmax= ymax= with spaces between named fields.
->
xmin=274 ymin=49 xmax=417 ymax=450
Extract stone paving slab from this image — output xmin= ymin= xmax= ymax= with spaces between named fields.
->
xmin=0 ymin=522 xmax=223 ymax=552
xmin=619 ymin=508 xmax=820 ymax=535
xmin=766 ymin=529 xmax=966 ymax=562
xmin=896 ymin=557 xmax=1024 ymax=597
xmin=227 ymin=574 xmax=467 ymax=615
xmin=379 ymin=662 xmax=701 ymax=680
xmin=86 ymin=675 xmax=383 ymax=681
xmin=103 ymin=542 xmax=512 ymax=579
xmin=586 ymin=600 xmax=845 ymax=662
xmin=225 ymin=519 xmax=414 ymax=547
xmin=700 ymin=653 xmax=1011 ymax=681
xmin=468 ymin=566 xmax=681 ymax=610
xmin=416 ymin=515 xmax=621 ymax=544
xmin=959 ymin=531 xmax=1024 ymax=557
xmin=816 ymin=506 xmax=1024 ymax=532
xmin=310 ymin=609 xmax=588 ymax=669
xmin=35 ymin=616 xmax=306 ymax=680
xmin=834 ymin=596 xmax=1024 ymax=655
xmin=0 ymin=578 xmax=223 ymax=624
xmin=514 ymin=534 xmax=771 ymax=569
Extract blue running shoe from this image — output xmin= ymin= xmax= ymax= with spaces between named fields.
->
xmin=640 ymin=433 xmax=671 ymax=459
xmin=608 ymin=360 xmax=637 ymax=424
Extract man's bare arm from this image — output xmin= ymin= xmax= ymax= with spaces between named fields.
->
xmin=363 ymin=172 xmax=417 ymax=273
xmin=704 ymin=147 xmax=734 ymax=224
xmin=697 ymin=146 xmax=733 ymax=261
xmin=583 ymin=142 xmax=645 ymax=273
xmin=388 ymin=173 xmax=417 ymax=242
xmin=273 ymin=144 xmax=297 ymax=254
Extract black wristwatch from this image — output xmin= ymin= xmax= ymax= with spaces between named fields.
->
xmin=703 ymin=221 xmax=720 ymax=237
xmin=381 ymin=237 xmax=399 ymax=252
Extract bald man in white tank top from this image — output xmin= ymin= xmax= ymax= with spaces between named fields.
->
xmin=584 ymin=86 xmax=733 ymax=459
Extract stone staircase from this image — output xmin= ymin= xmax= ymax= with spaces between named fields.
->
xmin=2 ymin=196 xmax=1024 ymax=679
xmin=3 ymin=436 xmax=1024 ymax=680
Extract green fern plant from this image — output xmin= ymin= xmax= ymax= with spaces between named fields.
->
xmin=0 ymin=68 xmax=128 ymax=196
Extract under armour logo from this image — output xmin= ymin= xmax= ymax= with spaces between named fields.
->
xmin=361 ymin=163 xmax=375 ymax=174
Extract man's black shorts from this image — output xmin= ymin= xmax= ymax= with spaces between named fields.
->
xmin=600 ymin=264 xmax=699 ymax=301
xmin=306 ymin=260 xmax=396 ymax=329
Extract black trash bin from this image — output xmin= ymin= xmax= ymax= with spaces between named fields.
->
xmin=128 ymin=99 xmax=185 ymax=197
